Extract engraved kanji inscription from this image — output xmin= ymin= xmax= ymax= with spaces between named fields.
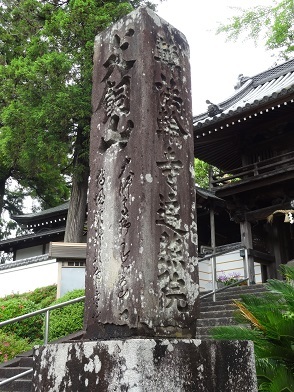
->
xmin=155 ymin=74 xmax=188 ymax=146
xmin=154 ymin=35 xmax=180 ymax=68
xmin=97 ymin=30 xmax=136 ymax=150
xmin=158 ymin=231 xmax=188 ymax=312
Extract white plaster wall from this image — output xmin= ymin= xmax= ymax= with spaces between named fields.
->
xmin=199 ymin=250 xmax=262 ymax=291
xmin=198 ymin=258 xmax=211 ymax=291
xmin=59 ymin=267 xmax=85 ymax=298
xmin=0 ymin=259 xmax=58 ymax=297
xmin=15 ymin=245 xmax=44 ymax=261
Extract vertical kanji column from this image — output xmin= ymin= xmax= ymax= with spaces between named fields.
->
xmin=85 ymin=6 xmax=198 ymax=339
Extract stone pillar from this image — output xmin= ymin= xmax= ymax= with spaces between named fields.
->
xmin=85 ymin=6 xmax=198 ymax=339
xmin=32 ymin=8 xmax=258 ymax=391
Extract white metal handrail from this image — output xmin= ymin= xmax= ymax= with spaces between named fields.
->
xmin=200 ymin=277 xmax=249 ymax=300
xmin=0 ymin=295 xmax=85 ymax=343
xmin=0 ymin=295 xmax=85 ymax=387
xmin=0 ymin=368 xmax=33 ymax=386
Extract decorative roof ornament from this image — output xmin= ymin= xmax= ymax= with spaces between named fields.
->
xmin=234 ymin=74 xmax=248 ymax=90
xmin=267 ymin=209 xmax=294 ymax=224
xmin=206 ymin=99 xmax=223 ymax=117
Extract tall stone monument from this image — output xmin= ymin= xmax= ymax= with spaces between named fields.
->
xmin=32 ymin=7 xmax=258 ymax=391
xmin=85 ymin=5 xmax=198 ymax=340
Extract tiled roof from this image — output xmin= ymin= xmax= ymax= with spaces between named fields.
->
xmin=193 ymin=58 xmax=294 ymax=129
xmin=196 ymin=186 xmax=224 ymax=203
xmin=12 ymin=202 xmax=69 ymax=224
xmin=0 ymin=254 xmax=51 ymax=271
xmin=0 ymin=226 xmax=66 ymax=251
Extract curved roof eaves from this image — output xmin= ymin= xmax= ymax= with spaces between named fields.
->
xmin=194 ymin=84 xmax=294 ymax=130
xmin=12 ymin=201 xmax=69 ymax=223
xmin=193 ymin=59 xmax=294 ymax=129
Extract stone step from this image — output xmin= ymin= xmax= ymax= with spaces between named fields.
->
xmin=195 ymin=285 xmax=267 ymax=340
xmin=18 ymin=357 xmax=33 ymax=368
xmin=200 ymin=303 xmax=236 ymax=312
xmin=0 ymin=367 xmax=32 ymax=379
xmin=0 ymin=378 xmax=32 ymax=392
xmin=200 ymin=285 xmax=267 ymax=300
xmin=195 ymin=285 xmax=267 ymax=339
xmin=199 ymin=309 xmax=236 ymax=319
xmin=200 ymin=299 xmax=239 ymax=307
xmin=195 ymin=323 xmax=249 ymax=339
xmin=200 ymin=284 xmax=263 ymax=291
xmin=0 ymin=331 xmax=84 ymax=391
xmin=201 ymin=290 xmax=266 ymax=302
xmin=197 ymin=316 xmax=237 ymax=327
xmin=195 ymin=325 xmax=215 ymax=339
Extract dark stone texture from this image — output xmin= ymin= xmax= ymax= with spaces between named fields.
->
xmin=32 ymin=339 xmax=258 ymax=391
xmin=85 ymin=6 xmax=198 ymax=339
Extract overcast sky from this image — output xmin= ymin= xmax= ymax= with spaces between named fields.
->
xmin=155 ymin=0 xmax=276 ymax=114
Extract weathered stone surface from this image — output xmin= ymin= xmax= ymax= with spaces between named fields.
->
xmin=86 ymin=6 xmax=198 ymax=339
xmin=32 ymin=339 xmax=258 ymax=392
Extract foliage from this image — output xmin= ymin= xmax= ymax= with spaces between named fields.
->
xmin=0 ymin=285 xmax=57 ymax=343
xmin=26 ymin=285 xmax=57 ymax=309
xmin=0 ymin=297 xmax=43 ymax=342
xmin=13 ymin=285 xmax=57 ymax=309
xmin=217 ymin=0 xmax=294 ymax=59
xmin=0 ymin=331 xmax=31 ymax=363
xmin=194 ymin=158 xmax=224 ymax=189
xmin=194 ymin=158 xmax=210 ymax=188
xmin=3 ymin=284 xmax=57 ymax=308
xmin=0 ymin=0 xmax=155 ymax=239
xmin=212 ymin=265 xmax=294 ymax=391
xmin=0 ymin=286 xmax=84 ymax=362
xmin=217 ymin=271 xmax=241 ymax=286
xmin=47 ymin=289 xmax=85 ymax=342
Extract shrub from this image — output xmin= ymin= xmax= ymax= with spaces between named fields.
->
xmin=2 ymin=285 xmax=57 ymax=309
xmin=0 ymin=331 xmax=31 ymax=363
xmin=25 ymin=285 xmax=57 ymax=308
xmin=0 ymin=298 xmax=43 ymax=342
xmin=212 ymin=265 xmax=294 ymax=391
xmin=47 ymin=289 xmax=85 ymax=342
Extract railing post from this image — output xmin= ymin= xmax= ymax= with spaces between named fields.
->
xmin=244 ymin=247 xmax=249 ymax=283
xmin=209 ymin=166 xmax=217 ymax=302
xmin=211 ymin=255 xmax=217 ymax=302
xmin=44 ymin=310 xmax=50 ymax=344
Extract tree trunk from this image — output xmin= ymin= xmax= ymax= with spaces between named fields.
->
xmin=0 ymin=176 xmax=7 ymax=217
xmin=64 ymin=167 xmax=89 ymax=242
xmin=64 ymin=125 xmax=89 ymax=243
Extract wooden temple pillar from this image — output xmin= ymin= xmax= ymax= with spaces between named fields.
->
xmin=268 ymin=223 xmax=283 ymax=280
xmin=240 ymin=220 xmax=256 ymax=284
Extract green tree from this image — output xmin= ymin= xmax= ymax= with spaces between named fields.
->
xmin=217 ymin=0 xmax=294 ymax=59
xmin=194 ymin=159 xmax=210 ymax=188
xmin=0 ymin=0 xmax=155 ymax=242
xmin=212 ymin=265 xmax=294 ymax=391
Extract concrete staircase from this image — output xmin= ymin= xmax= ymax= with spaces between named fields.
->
xmin=0 ymin=331 xmax=84 ymax=392
xmin=0 ymin=355 xmax=33 ymax=392
xmin=196 ymin=284 xmax=267 ymax=339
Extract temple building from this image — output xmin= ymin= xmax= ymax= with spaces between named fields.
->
xmin=0 ymin=203 xmax=86 ymax=297
xmin=194 ymin=58 xmax=294 ymax=284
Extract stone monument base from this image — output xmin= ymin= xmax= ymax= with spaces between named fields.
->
xmin=32 ymin=339 xmax=257 ymax=391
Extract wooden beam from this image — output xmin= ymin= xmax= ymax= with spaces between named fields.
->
xmin=49 ymin=242 xmax=87 ymax=259
xmin=247 ymin=249 xmax=274 ymax=263
xmin=238 ymin=201 xmax=293 ymax=222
